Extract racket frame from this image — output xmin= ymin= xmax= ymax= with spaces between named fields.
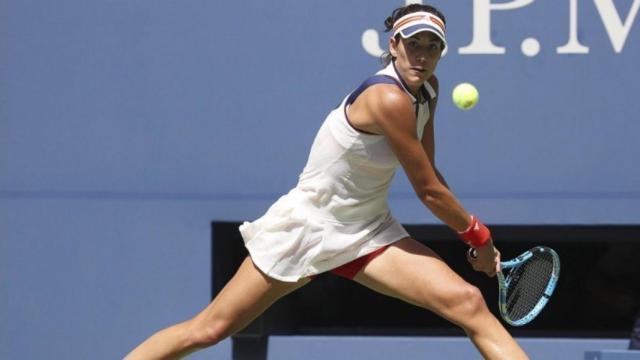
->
xmin=497 ymin=246 xmax=561 ymax=326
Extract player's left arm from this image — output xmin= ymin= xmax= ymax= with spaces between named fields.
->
xmin=421 ymin=75 xmax=450 ymax=189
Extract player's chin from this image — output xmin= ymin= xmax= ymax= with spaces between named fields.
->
xmin=408 ymin=76 xmax=428 ymax=88
xmin=409 ymin=71 xmax=430 ymax=84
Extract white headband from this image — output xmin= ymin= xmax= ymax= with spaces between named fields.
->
xmin=392 ymin=11 xmax=447 ymax=51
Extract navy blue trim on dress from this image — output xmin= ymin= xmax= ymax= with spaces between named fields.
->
xmin=346 ymin=75 xmax=402 ymax=106
xmin=343 ymin=75 xmax=403 ymax=135
xmin=420 ymin=86 xmax=430 ymax=103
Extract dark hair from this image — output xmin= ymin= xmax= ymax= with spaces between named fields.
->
xmin=381 ymin=4 xmax=447 ymax=65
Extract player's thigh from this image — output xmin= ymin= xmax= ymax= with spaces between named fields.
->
xmin=192 ymin=256 xmax=309 ymax=337
xmin=353 ymin=237 xmax=483 ymax=318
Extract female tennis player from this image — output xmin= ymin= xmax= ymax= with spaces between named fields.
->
xmin=126 ymin=4 xmax=528 ymax=359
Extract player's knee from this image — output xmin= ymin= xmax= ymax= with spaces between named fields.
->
xmin=449 ymin=284 xmax=488 ymax=324
xmin=185 ymin=318 xmax=232 ymax=350
xmin=461 ymin=284 xmax=486 ymax=315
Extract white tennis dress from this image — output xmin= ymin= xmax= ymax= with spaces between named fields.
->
xmin=240 ymin=62 xmax=436 ymax=281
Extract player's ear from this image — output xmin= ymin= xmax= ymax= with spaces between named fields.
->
xmin=389 ymin=36 xmax=399 ymax=58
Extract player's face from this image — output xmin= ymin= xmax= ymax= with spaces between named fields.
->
xmin=390 ymin=32 xmax=443 ymax=93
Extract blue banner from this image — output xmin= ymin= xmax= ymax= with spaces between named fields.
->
xmin=2 ymin=0 xmax=639 ymax=223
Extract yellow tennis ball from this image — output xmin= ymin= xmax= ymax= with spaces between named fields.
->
xmin=452 ymin=83 xmax=479 ymax=110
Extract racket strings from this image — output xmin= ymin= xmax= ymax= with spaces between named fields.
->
xmin=505 ymin=251 xmax=555 ymax=320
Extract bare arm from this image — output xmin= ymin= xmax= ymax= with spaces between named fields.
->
xmin=351 ymin=80 xmax=498 ymax=276
xmin=362 ymin=82 xmax=469 ymax=232
xmin=420 ymin=77 xmax=499 ymax=275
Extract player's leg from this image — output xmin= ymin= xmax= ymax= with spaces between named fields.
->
xmin=353 ymin=237 xmax=528 ymax=360
xmin=125 ymin=256 xmax=310 ymax=360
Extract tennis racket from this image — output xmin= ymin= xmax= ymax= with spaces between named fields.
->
xmin=469 ymin=246 xmax=560 ymax=326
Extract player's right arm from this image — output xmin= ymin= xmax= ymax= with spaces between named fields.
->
xmin=364 ymin=84 xmax=471 ymax=232
xmin=353 ymin=84 xmax=498 ymax=276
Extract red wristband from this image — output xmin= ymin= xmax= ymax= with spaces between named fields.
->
xmin=458 ymin=215 xmax=491 ymax=248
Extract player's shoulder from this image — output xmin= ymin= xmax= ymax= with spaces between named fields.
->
xmin=359 ymin=84 xmax=416 ymax=127
xmin=364 ymin=83 xmax=413 ymax=113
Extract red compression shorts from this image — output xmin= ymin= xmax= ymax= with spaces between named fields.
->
xmin=325 ymin=245 xmax=390 ymax=280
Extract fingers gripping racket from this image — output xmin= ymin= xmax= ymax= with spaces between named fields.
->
xmin=470 ymin=246 xmax=561 ymax=326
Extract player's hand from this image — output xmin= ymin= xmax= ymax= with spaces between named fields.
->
xmin=466 ymin=241 xmax=501 ymax=277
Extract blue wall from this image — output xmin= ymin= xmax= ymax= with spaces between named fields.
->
xmin=1 ymin=0 xmax=639 ymax=358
